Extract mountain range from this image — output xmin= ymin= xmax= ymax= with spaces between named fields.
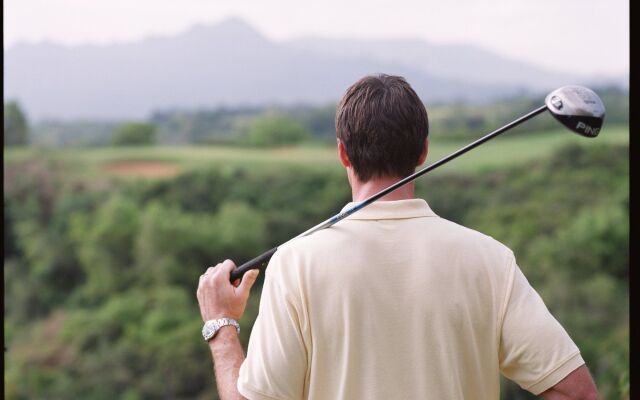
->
xmin=3 ymin=18 xmax=627 ymax=121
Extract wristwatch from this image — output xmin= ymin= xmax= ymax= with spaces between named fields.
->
xmin=202 ymin=318 xmax=240 ymax=342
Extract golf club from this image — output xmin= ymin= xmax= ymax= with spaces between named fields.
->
xmin=229 ymin=85 xmax=606 ymax=282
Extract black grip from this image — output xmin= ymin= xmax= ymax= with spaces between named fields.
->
xmin=229 ymin=247 xmax=278 ymax=282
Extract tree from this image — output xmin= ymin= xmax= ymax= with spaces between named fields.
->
xmin=243 ymin=112 xmax=312 ymax=147
xmin=4 ymin=101 xmax=29 ymax=146
xmin=111 ymin=122 xmax=155 ymax=146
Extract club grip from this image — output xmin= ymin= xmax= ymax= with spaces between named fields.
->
xmin=230 ymin=247 xmax=278 ymax=282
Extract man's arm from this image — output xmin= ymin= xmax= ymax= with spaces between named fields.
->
xmin=541 ymin=365 xmax=598 ymax=400
xmin=209 ymin=326 xmax=247 ymax=400
xmin=197 ymin=260 xmax=260 ymax=400
xmin=499 ymin=259 xmax=599 ymax=396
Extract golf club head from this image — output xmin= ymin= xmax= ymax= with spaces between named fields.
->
xmin=545 ymin=86 xmax=605 ymax=138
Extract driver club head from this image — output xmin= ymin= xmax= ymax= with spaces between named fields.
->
xmin=545 ymin=86 xmax=605 ymax=138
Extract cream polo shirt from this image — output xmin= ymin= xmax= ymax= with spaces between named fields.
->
xmin=238 ymin=199 xmax=584 ymax=400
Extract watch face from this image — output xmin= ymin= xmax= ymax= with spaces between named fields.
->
xmin=202 ymin=319 xmax=239 ymax=341
xmin=202 ymin=321 xmax=217 ymax=339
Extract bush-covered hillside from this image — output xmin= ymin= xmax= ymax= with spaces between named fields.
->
xmin=4 ymin=142 xmax=628 ymax=399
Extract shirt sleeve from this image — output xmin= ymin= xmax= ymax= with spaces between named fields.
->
xmin=498 ymin=258 xmax=585 ymax=395
xmin=237 ymin=249 xmax=308 ymax=400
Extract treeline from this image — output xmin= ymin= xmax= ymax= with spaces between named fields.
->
xmin=20 ymin=86 xmax=628 ymax=148
xmin=4 ymin=143 xmax=628 ymax=399
xmin=428 ymin=85 xmax=628 ymax=139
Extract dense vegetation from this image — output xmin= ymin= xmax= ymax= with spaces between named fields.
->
xmin=4 ymin=138 xmax=628 ymax=399
xmin=111 ymin=123 xmax=156 ymax=146
xmin=4 ymin=101 xmax=29 ymax=147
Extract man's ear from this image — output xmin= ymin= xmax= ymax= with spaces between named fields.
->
xmin=337 ymin=139 xmax=351 ymax=168
xmin=417 ymin=139 xmax=429 ymax=166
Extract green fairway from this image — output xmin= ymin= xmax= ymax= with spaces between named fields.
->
xmin=4 ymin=124 xmax=628 ymax=179
xmin=428 ymin=124 xmax=628 ymax=174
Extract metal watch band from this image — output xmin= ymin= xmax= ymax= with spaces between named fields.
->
xmin=202 ymin=318 xmax=240 ymax=341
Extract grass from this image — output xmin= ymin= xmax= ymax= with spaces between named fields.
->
xmin=4 ymin=125 xmax=628 ymax=179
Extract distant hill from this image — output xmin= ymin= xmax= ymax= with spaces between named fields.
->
xmin=3 ymin=18 xmax=627 ymax=121
xmin=289 ymin=38 xmax=576 ymax=89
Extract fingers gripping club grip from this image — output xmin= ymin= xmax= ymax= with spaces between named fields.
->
xmin=229 ymin=247 xmax=278 ymax=282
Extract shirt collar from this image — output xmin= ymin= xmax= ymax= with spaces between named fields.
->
xmin=340 ymin=198 xmax=437 ymax=220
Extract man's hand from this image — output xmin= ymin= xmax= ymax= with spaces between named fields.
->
xmin=197 ymin=260 xmax=258 ymax=400
xmin=197 ymin=260 xmax=260 ymax=321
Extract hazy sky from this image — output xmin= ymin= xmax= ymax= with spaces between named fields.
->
xmin=4 ymin=0 xmax=629 ymax=77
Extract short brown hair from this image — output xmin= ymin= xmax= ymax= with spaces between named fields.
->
xmin=335 ymin=74 xmax=429 ymax=182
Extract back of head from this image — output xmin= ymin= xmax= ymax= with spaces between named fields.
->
xmin=335 ymin=74 xmax=429 ymax=182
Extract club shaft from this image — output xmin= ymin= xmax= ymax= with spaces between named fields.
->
xmin=230 ymin=104 xmax=548 ymax=282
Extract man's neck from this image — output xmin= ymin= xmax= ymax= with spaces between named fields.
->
xmin=351 ymin=175 xmax=416 ymax=202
